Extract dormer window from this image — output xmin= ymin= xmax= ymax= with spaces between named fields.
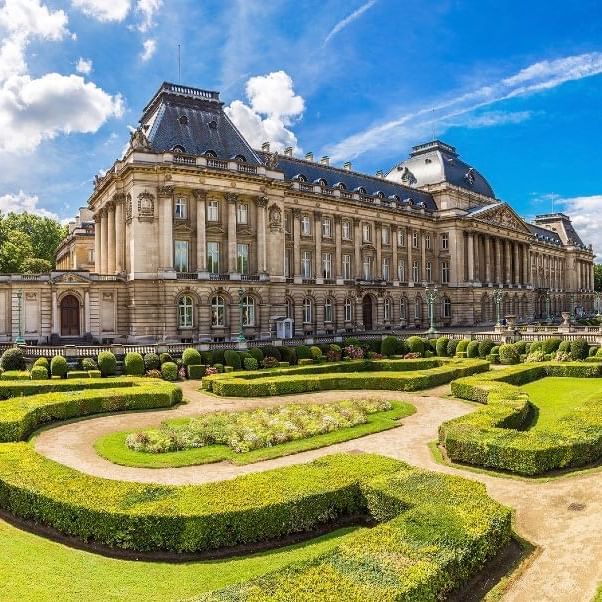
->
xmin=293 ymin=174 xmax=307 ymax=182
xmin=233 ymin=154 xmax=246 ymax=162
xmin=171 ymin=145 xmax=186 ymax=153
xmin=355 ymin=186 xmax=367 ymax=194
xmin=204 ymin=150 xmax=217 ymax=158
xmin=375 ymin=191 xmax=385 ymax=199
xmin=334 ymin=182 xmax=346 ymax=190
xmin=314 ymin=178 xmax=327 ymax=187
xmin=178 ymin=115 xmax=188 ymax=125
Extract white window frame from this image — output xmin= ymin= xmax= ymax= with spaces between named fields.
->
xmin=344 ymin=298 xmax=353 ymax=322
xmin=384 ymin=297 xmax=392 ymax=321
xmin=342 ymin=220 xmax=351 ymax=240
xmin=303 ymin=298 xmax=313 ymax=323
xmin=398 ymin=258 xmax=405 ymax=282
xmin=426 ymin=233 xmax=431 ymax=249
xmin=381 ymin=226 xmax=390 ymax=245
xmin=426 ymin=261 xmax=432 ymax=282
xmin=301 ymin=250 xmax=312 ymax=278
xmin=207 ymin=241 xmax=220 ymax=273
xmin=237 ymin=243 xmax=249 ymax=274
xmin=301 ymin=215 xmax=311 ymax=235
xmin=363 ymin=255 xmax=373 ymax=280
xmin=322 ymin=252 xmax=332 ymax=279
xmin=441 ymin=233 xmax=449 ymax=250
xmin=174 ymin=240 xmax=189 ymax=272
xmin=412 ymin=231 xmax=419 ymax=248
xmin=398 ymin=230 xmax=405 ymax=247
xmin=412 ymin=260 xmax=420 ymax=282
xmin=322 ymin=217 xmax=332 ymax=238
xmin=362 ymin=223 xmax=372 ymax=242
xmin=441 ymin=261 xmax=450 ymax=284
xmin=207 ymin=200 xmax=219 ymax=222
xmin=178 ymin=295 xmax=194 ymax=328
xmin=324 ymin=298 xmax=334 ymax=322
xmin=342 ymin=254 xmax=352 ymax=280
xmin=175 ymin=197 xmax=187 ymax=219
xmin=442 ymin=297 xmax=452 ymax=318
xmin=237 ymin=202 xmax=248 ymax=224
xmin=382 ymin=257 xmax=390 ymax=281
xmin=211 ymin=295 xmax=225 ymax=327
xmin=414 ymin=297 xmax=422 ymax=320
xmin=241 ymin=296 xmax=255 ymax=326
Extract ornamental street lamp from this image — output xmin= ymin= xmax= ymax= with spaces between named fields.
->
xmin=237 ymin=288 xmax=246 ymax=343
xmin=493 ymin=288 xmax=504 ymax=328
xmin=595 ymin=292 xmax=601 ymax=316
xmin=15 ymin=289 xmax=25 ymax=345
xmin=425 ymin=285 xmax=439 ymax=335
xmin=545 ymin=290 xmax=551 ymax=323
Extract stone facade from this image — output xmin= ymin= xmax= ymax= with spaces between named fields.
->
xmin=0 ymin=82 xmax=595 ymax=343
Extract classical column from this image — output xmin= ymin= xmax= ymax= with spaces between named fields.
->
xmin=158 ymin=185 xmax=174 ymax=272
xmin=225 ymin=193 xmax=238 ymax=274
xmin=391 ymin=225 xmax=398 ymax=283
xmin=504 ymin=240 xmax=511 ymax=285
xmin=513 ymin=243 xmax=520 ymax=286
xmin=100 ymin=208 xmax=108 ymax=274
xmin=84 ymin=290 xmax=91 ymax=334
xmin=467 ymin=232 xmax=475 ymax=282
xmin=522 ymin=244 xmax=529 ymax=286
xmin=114 ymin=194 xmax=125 ymax=273
xmin=257 ymin=196 xmax=268 ymax=273
xmin=334 ymin=216 xmax=342 ymax=280
xmin=314 ymin=211 xmax=322 ymax=280
xmin=94 ymin=213 xmax=102 ymax=273
xmin=51 ymin=290 xmax=58 ymax=335
xmin=106 ymin=201 xmax=116 ymax=274
xmin=354 ymin=218 xmax=361 ymax=278
xmin=420 ymin=230 xmax=426 ymax=284
xmin=474 ymin=234 xmax=481 ymax=282
xmin=293 ymin=209 xmax=301 ymax=279
xmin=484 ymin=236 xmax=491 ymax=284
xmin=407 ymin=227 xmax=413 ymax=285
xmin=495 ymin=238 xmax=502 ymax=284
xmin=375 ymin=221 xmax=382 ymax=279
xmin=193 ymin=190 xmax=207 ymax=273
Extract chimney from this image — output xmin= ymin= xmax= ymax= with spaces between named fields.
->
xmin=305 ymin=152 xmax=314 ymax=162
xmin=284 ymin=146 xmax=293 ymax=157
xmin=320 ymin=155 xmax=330 ymax=166
xmin=261 ymin=141 xmax=270 ymax=152
xmin=343 ymin=161 xmax=352 ymax=171
xmin=376 ymin=170 xmax=384 ymax=178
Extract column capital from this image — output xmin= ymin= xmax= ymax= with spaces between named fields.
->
xmin=112 ymin=193 xmax=126 ymax=204
xmin=391 ymin=224 xmax=398 ymax=233
xmin=256 ymin=195 xmax=269 ymax=208
xmin=292 ymin=208 xmax=302 ymax=218
xmin=353 ymin=217 xmax=361 ymax=226
xmin=313 ymin=210 xmax=322 ymax=220
xmin=105 ymin=200 xmax=115 ymax=212
xmin=225 ymin=192 xmax=238 ymax=204
xmin=93 ymin=213 xmax=102 ymax=223
xmin=192 ymin=189 xmax=207 ymax=201
xmin=158 ymin=185 xmax=175 ymax=197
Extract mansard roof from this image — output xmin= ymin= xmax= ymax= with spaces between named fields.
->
xmin=141 ymin=82 xmax=262 ymax=164
xmin=527 ymin=223 xmax=565 ymax=246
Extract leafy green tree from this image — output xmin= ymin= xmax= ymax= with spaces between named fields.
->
xmin=595 ymin=264 xmax=602 ymax=291
xmin=0 ymin=230 xmax=34 ymax=273
xmin=22 ymin=257 xmax=53 ymax=273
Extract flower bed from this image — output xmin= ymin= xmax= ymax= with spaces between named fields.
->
xmin=202 ymin=358 xmax=489 ymax=397
xmin=439 ymin=362 xmax=602 ymax=475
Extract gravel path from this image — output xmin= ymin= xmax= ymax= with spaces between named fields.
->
xmin=33 ymin=379 xmax=602 ymax=601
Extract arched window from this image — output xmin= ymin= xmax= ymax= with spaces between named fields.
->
xmin=204 ymin=149 xmax=217 ymax=158
xmin=344 ymin=298 xmax=353 ymax=322
xmin=354 ymin=186 xmax=367 ymax=194
xmin=384 ymin=297 xmax=392 ymax=321
xmin=303 ymin=298 xmax=313 ymax=324
xmin=241 ymin=296 xmax=255 ymax=327
xmin=233 ymin=154 xmax=246 ymax=162
xmin=171 ymin=145 xmax=186 ymax=153
xmin=293 ymin=174 xmax=307 ymax=182
xmin=324 ymin=298 xmax=334 ymax=322
xmin=334 ymin=182 xmax=346 ymax=190
xmin=285 ymin=298 xmax=294 ymax=319
xmin=178 ymin=295 xmax=194 ymax=328
xmin=211 ymin=295 xmax=225 ymax=327
xmin=442 ymin=297 xmax=452 ymax=319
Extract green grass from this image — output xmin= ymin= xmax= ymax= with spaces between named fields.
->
xmin=94 ymin=400 xmax=415 ymax=468
xmin=522 ymin=377 xmax=602 ymax=431
xmin=0 ymin=517 xmax=359 ymax=602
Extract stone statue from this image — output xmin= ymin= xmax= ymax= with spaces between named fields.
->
xmin=264 ymin=151 xmax=279 ymax=170
xmin=129 ymin=126 xmax=151 ymax=151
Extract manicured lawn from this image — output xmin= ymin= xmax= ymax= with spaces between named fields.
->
xmin=521 ymin=377 xmax=602 ymax=431
xmin=0 ymin=518 xmax=360 ymax=601
xmin=95 ymin=400 xmax=415 ymax=468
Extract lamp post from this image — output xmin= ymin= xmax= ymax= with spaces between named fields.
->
xmin=425 ymin=285 xmax=439 ymax=335
xmin=595 ymin=292 xmax=601 ymax=316
xmin=493 ymin=288 xmax=504 ymax=328
xmin=237 ymin=288 xmax=246 ymax=343
xmin=15 ymin=289 xmax=25 ymax=345
xmin=545 ymin=290 xmax=551 ymax=323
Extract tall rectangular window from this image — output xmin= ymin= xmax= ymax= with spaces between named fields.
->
xmin=426 ymin=233 xmax=431 ymax=249
xmin=426 ymin=261 xmax=432 ymax=282
xmin=174 ymin=197 xmax=187 ymax=219
xmin=441 ymin=261 xmax=450 ymax=284
xmin=284 ymin=249 xmax=293 ymax=277
xmin=342 ymin=254 xmax=352 ymax=280
xmin=284 ymin=212 xmax=291 ymax=234
xmin=342 ymin=220 xmax=351 ymax=240
xmin=322 ymin=252 xmax=332 ymax=279
xmin=412 ymin=260 xmax=420 ymax=282
xmin=398 ymin=230 xmax=405 ymax=246
xmin=301 ymin=215 xmax=311 ymax=235
xmin=207 ymin=242 xmax=220 ymax=273
xmin=322 ymin=218 xmax=332 ymax=238
xmin=382 ymin=257 xmax=390 ymax=281
xmin=302 ymin=250 xmax=312 ymax=278
xmin=398 ymin=258 xmax=405 ymax=282
xmin=237 ymin=243 xmax=249 ymax=274
xmin=363 ymin=256 xmax=373 ymax=280
xmin=362 ymin=223 xmax=372 ymax=242
xmin=412 ymin=231 xmax=419 ymax=248
xmin=207 ymin=200 xmax=219 ymax=222
xmin=237 ymin=203 xmax=248 ymax=224
xmin=441 ymin=233 xmax=449 ymax=250
xmin=344 ymin=299 xmax=353 ymax=322
xmin=174 ymin=240 xmax=189 ymax=272
xmin=381 ymin=226 xmax=390 ymax=245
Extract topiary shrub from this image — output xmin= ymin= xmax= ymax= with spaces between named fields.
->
xmin=30 ymin=366 xmax=48 ymax=380
xmin=405 ymin=336 xmax=424 ymax=356
xmin=187 ymin=364 xmax=205 ymax=380
xmin=224 ymin=350 xmax=242 ymax=370
xmin=456 ymin=339 xmax=470 ymax=355
xmin=499 ymin=344 xmax=519 ymax=365
xmin=557 ymin=340 xmax=570 ymax=353
xmin=88 ymin=369 xmax=102 ymax=378
xmin=260 ymin=346 xmax=282 ymax=361
xmin=542 ymin=338 xmax=562 ymax=355
xmin=570 ymin=339 xmax=589 ymax=361
xmin=97 ymin=351 xmax=117 ymax=376
xmin=262 ymin=357 xmax=279 ymax=369
xmin=478 ymin=339 xmax=494 ymax=359
xmin=279 ymin=346 xmax=297 ymax=365
xmin=309 ymin=346 xmax=322 ymax=361
xmin=50 ymin=355 xmax=68 ymax=378
xmin=33 ymin=357 xmax=49 ymax=368
xmin=161 ymin=361 xmax=178 ymax=381
xmin=213 ymin=363 xmax=224 ymax=373
xmin=435 ymin=337 xmax=450 ymax=357
xmin=0 ymin=348 xmax=25 ymax=371
xmin=326 ymin=344 xmax=342 ymax=362
xmin=588 ymin=346 xmax=599 ymax=357
xmin=298 ymin=358 xmax=313 ymax=366
xmin=381 ymin=336 xmax=399 ymax=357
xmin=422 ymin=338 xmax=436 ymax=354
xmin=446 ymin=339 xmax=459 ymax=357
xmin=466 ymin=341 xmax=480 ymax=358
xmin=182 ymin=348 xmax=202 ymax=367
xmin=513 ymin=341 xmax=527 ymax=355
xmin=248 ymin=347 xmax=264 ymax=364
xmin=144 ymin=353 xmax=161 ymax=371
xmin=124 ymin=352 xmax=144 ymax=376
xmin=67 ymin=371 xmax=89 ymax=379
xmin=295 ymin=345 xmax=312 ymax=360
xmin=81 ymin=357 xmax=97 ymax=371
xmin=243 ymin=357 xmax=258 ymax=370
xmin=159 ymin=352 xmax=173 ymax=365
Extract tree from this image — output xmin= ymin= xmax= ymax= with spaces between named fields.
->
xmin=595 ymin=264 xmax=602 ymax=291
xmin=0 ymin=230 xmax=34 ymax=273
xmin=22 ymin=258 xmax=53 ymax=273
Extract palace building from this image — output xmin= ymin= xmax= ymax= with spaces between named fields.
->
xmin=0 ymin=82 xmax=596 ymax=343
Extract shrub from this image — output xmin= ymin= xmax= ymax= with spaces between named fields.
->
xmin=0 ymin=371 xmax=30 ymax=381
xmin=224 ymin=350 xmax=242 ymax=370
xmin=50 ymin=355 xmax=68 ymax=378
xmin=588 ymin=346 xmax=599 ymax=357
xmin=596 ymin=347 xmax=602 ymax=358
xmin=499 ymin=344 xmax=519 ymax=365
xmin=30 ymin=366 xmax=48 ymax=380
xmin=88 ymin=370 xmax=102 ymax=378
xmin=67 ymin=371 xmax=89 ymax=379
xmin=145 ymin=369 xmax=162 ymax=379
xmin=204 ymin=367 xmax=218 ymax=377
xmin=33 ymin=357 xmax=49 ymax=368
xmin=343 ymin=345 xmax=364 ymax=359
xmin=262 ymin=356 xmax=279 ymax=369
xmin=570 ymin=339 xmax=589 ymax=361
xmin=97 ymin=351 xmax=117 ymax=377
xmin=247 ymin=347 xmax=264 ymax=364
xmin=224 ymin=366 xmax=234 ymax=373
xmin=243 ymin=357 xmax=258 ymax=371
xmin=214 ymin=363 xmax=224 ymax=373
xmin=124 ymin=352 xmax=144 ymax=376
xmin=278 ymin=362 xmax=290 ymax=368
xmin=309 ymin=346 xmax=322 ymax=361
xmin=466 ymin=341 xmax=480 ymax=358
xmin=455 ymin=339 xmax=471 ymax=355
xmin=201 ymin=351 xmax=213 ymax=366
xmin=159 ymin=352 xmax=173 ymax=364
xmin=81 ymin=357 xmax=97 ymax=371
xmin=279 ymin=347 xmax=297 ymax=365
xmin=295 ymin=345 xmax=312 ymax=360
xmin=491 ymin=345 xmax=500 ymax=355
xmin=381 ymin=336 xmax=399 ymax=357
xmin=555 ymin=351 xmax=572 ymax=362
xmin=446 ymin=339 xmax=459 ymax=357
xmin=326 ymin=344 xmax=342 ymax=362
xmin=0 ymin=348 xmax=25 ymax=371
xmin=144 ymin=353 xmax=161 ymax=371
xmin=422 ymin=338 xmax=436 ymax=354
xmin=260 ymin=345 xmax=281 ymax=362
xmin=526 ymin=351 xmax=546 ymax=363
xmin=405 ymin=336 xmax=424 ymax=355
xmin=542 ymin=338 xmax=562 ymax=355
xmin=297 ymin=358 xmax=313 ymax=366
xmin=513 ymin=341 xmax=527 ymax=355
xmin=435 ymin=337 xmax=450 ymax=357
xmin=182 ymin=348 xmax=202 ymax=367
xmin=478 ymin=339 xmax=495 ymax=358
xmin=558 ymin=340 xmax=570 ymax=353
xmin=161 ymin=361 xmax=178 ymax=381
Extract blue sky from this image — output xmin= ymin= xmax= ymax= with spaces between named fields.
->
xmin=1 ymin=0 xmax=602 ymax=256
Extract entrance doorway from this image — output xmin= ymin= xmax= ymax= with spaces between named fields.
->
xmin=362 ymin=295 xmax=373 ymax=331
xmin=60 ymin=294 xmax=80 ymax=337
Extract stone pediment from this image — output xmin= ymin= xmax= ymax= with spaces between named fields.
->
xmin=174 ymin=222 xmax=193 ymax=234
xmin=470 ymin=203 xmax=531 ymax=234
xmin=52 ymin=272 xmax=91 ymax=284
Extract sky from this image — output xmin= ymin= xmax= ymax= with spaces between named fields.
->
xmin=0 ymin=0 xmax=602 ymax=259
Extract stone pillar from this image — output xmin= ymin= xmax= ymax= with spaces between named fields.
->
xmin=391 ymin=225 xmax=398 ymax=284
xmin=100 ymin=208 xmax=108 ymax=274
xmin=504 ymin=240 xmax=511 ymax=285
xmin=226 ymin=193 xmax=238 ymax=275
xmin=407 ymin=228 xmax=413 ymax=285
xmin=495 ymin=238 xmax=502 ymax=284
xmin=354 ymin=218 xmax=361 ymax=278
xmin=375 ymin=221 xmax=382 ymax=279
xmin=513 ymin=242 xmax=520 ymax=286
xmin=293 ymin=209 xmax=301 ymax=279
xmin=334 ymin=216 xmax=342 ymax=280
xmin=420 ymin=230 xmax=426 ymax=284
xmin=51 ymin=289 xmax=58 ymax=335
xmin=158 ymin=185 xmax=174 ymax=272
xmin=467 ymin=232 xmax=475 ymax=282
xmin=107 ymin=201 xmax=116 ymax=274
xmin=314 ymin=211 xmax=322 ymax=281
xmin=474 ymin=233 xmax=481 ymax=282
xmin=114 ymin=194 xmax=125 ymax=273
xmin=94 ymin=214 xmax=102 ymax=273
xmin=484 ymin=236 xmax=491 ymax=284
xmin=523 ymin=244 xmax=529 ymax=286
xmin=191 ymin=190 xmax=206 ymax=274
xmin=257 ymin=195 xmax=268 ymax=273
xmin=84 ymin=290 xmax=91 ymax=334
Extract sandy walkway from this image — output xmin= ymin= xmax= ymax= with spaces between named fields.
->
xmin=33 ymin=379 xmax=602 ymax=601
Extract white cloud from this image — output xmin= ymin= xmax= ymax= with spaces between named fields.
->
xmin=452 ymin=110 xmax=534 ymax=129
xmin=225 ymin=71 xmax=305 ymax=153
xmin=555 ymin=195 xmax=602 ymax=262
xmin=75 ymin=57 xmax=92 ymax=75
xmin=0 ymin=190 xmax=60 ymax=219
xmin=0 ymin=73 xmax=124 ymax=153
xmin=140 ymin=38 xmax=156 ymax=61
xmin=136 ymin=0 xmax=162 ymax=32
xmin=324 ymin=0 xmax=377 ymax=45
xmin=70 ymin=0 xmax=131 ymax=22
xmin=327 ymin=52 xmax=602 ymax=162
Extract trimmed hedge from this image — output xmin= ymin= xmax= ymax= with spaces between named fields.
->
xmin=182 ymin=348 xmax=202 ymax=367
xmin=224 ymin=350 xmax=242 ymax=370
xmin=435 ymin=337 xmax=450 ymax=357
xmin=161 ymin=362 xmax=178 ymax=382
xmin=0 ymin=348 xmax=25 ymax=371
xmin=33 ymin=357 xmax=49 ymax=369
xmin=447 ymin=338 xmax=459 ymax=357
xmin=144 ymin=353 xmax=161 ymax=371
xmin=203 ymin=358 xmax=489 ymax=397
xmin=380 ymin=335 xmax=399 ymax=357
xmin=243 ymin=357 xmax=258 ymax=371
xmin=124 ymin=352 xmax=144 ymax=376
xmin=50 ymin=355 xmax=68 ymax=378
xmin=0 ymin=379 xmax=181 ymax=441
xmin=0 ymin=371 xmax=30 ymax=381
xmin=466 ymin=340 xmax=479 ymax=358
xmin=67 ymin=371 xmax=89 ymax=379
xmin=570 ymin=339 xmax=589 ymax=361
xmin=405 ymin=336 xmax=425 ymax=355
xmin=478 ymin=339 xmax=495 ymax=359
xmin=187 ymin=364 xmax=205 ymax=380
xmin=98 ymin=351 xmax=117 ymax=377
xmin=30 ymin=366 xmax=48 ymax=380
xmin=499 ymin=344 xmax=519 ymax=365
xmin=440 ymin=362 xmax=602 ymax=475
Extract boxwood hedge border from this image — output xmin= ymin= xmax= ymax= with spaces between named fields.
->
xmin=439 ymin=362 xmax=602 ymax=476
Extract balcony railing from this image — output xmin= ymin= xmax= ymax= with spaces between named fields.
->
xmin=240 ymin=274 xmax=260 ymax=281
xmin=176 ymin=272 xmax=198 ymax=280
xmin=209 ymin=273 xmax=230 ymax=281
xmin=206 ymin=158 xmax=228 ymax=170
xmin=237 ymin=163 xmax=258 ymax=175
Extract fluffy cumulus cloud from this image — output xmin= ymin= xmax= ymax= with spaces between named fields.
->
xmin=75 ymin=57 xmax=92 ymax=75
xmin=0 ymin=190 xmax=59 ymax=219
xmin=556 ymin=196 xmax=602 ymax=262
xmin=140 ymin=38 xmax=156 ymax=61
xmin=70 ymin=0 xmax=131 ymax=22
xmin=136 ymin=0 xmax=162 ymax=32
xmin=225 ymin=71 xmax=305 ymax=153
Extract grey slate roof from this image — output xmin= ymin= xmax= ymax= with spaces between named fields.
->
xmin=527 ymin=223 xmax=563 ymax=246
